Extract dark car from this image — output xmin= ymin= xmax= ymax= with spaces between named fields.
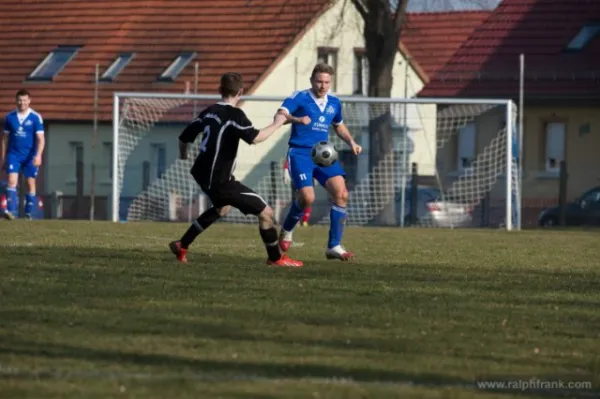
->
xmin=538 ymin=186 xmax=600 ymax=227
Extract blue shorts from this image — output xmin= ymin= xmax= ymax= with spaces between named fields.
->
xmin=287 ymin=147 xmax=345 ymax=189
xmin=5 ymin=154 xmax=38 ymax=178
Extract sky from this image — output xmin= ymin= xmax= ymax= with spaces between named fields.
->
xmin=405 ymin=0 xmax=502 ymax=12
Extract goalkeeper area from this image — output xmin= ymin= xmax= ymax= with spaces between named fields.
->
xmin=1 ymin=221 xmax=599 ymax=398
xmin=112 ymin=93 xmax=520 ymax=230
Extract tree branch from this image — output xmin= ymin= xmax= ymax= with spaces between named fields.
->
xmin=349 ymin=0 xmax=368 ymax=20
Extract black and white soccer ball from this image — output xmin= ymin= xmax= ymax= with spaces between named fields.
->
xmin=311 ymin=141 xmax=338 ymax=167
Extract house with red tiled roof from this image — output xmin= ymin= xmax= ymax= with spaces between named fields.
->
xmin=419 ymin=0 xmax=600 ymax=213
xmin=400 ymin=10 xmax=491 ymax=82
xmin=0 ymin=0 xmax=484 ymax=220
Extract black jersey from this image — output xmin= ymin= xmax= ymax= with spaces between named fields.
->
xmin=179 ymin=102 xmax=260 ymax=188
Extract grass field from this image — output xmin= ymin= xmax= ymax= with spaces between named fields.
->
xmin=0 ymin=220 xmax=599 ymax=398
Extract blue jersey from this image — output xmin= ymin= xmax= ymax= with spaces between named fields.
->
xmin=279 ymin=90 xmax=343 ymax=148
xmin=3 ymin=109 xmax=44 ymax=159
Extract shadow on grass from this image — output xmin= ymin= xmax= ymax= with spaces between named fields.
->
xmin=1 ymin=341 xmax=597 ymax=398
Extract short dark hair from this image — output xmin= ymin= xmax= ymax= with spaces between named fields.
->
xmin=219 ymin=72 xmax=244 ymax=97
xmin=15 ymin=89 xmax=30 ymax=98
xmin=311 ymin=63 xmax=334 ymax=79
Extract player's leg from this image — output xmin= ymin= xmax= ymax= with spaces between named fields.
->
xmin=301 ymin=206 xmax=312 ymax=226
xmin=23 ymin=160 xmax=40 ymax=219
xmin=228 ymin=181 xmax=302 ymax=267
xmin=4 ymin=156 xmax=20 ymax=220
xmin=279 ymin=149 xmax=315 ymax=251
xmin=169 ymin=205 xmax=231 ymax=263
xmin=315 ymin=163 xmax=355 ymax=261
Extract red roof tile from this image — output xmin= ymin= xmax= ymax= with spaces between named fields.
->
xmin=419 ymin=0 xmax=600 ymax=100
xmin=401 ymin=11 xmax=492 ymax=81
xmin=0 ymin=0 xmax=329 ymax=121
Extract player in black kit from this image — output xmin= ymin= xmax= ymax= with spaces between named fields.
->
xmin=169 ymin=72 xmax=303 ymax=267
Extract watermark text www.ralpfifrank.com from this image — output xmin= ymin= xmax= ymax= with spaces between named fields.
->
xmin=477 ymin=379 xmax=593 ymax=391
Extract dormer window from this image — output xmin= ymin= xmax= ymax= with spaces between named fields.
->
xmin=28 ymin=46 xmax=80 ymax=81
xmin=100 ymin=53 xmax=135 ymax=81
xmin=158 ymin=52 xmax=196 ymax=81
xmin=566 ymin=24 xmax=600 ymax=51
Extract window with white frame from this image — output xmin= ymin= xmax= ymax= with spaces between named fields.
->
xmin=317 ymin=47 xmax=338 ymax=91
xmin=353 ymin=50 xmax=368 ymax=95
xmin=457 ymin=122 xmax=476 ymax=172
xmin=102 ymin=142 xmax=113 ymax=180
xmin=544 ymin=122 xmax=565 ymax=173
xmin=151 ymin=143 xmax=167 ymax=179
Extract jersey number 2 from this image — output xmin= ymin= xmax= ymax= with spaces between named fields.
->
xmin=200 ymin=125 xmax=211 ymax=152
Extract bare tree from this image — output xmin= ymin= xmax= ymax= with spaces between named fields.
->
xmin=350 ymin=0 xmax=409 ymax=225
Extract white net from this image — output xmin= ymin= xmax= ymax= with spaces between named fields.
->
xmin=113 ymin=94 xmax=518 ymax=229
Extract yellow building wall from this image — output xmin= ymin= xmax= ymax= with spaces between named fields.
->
xmin=521 ymin=106 xmax=600 ymax=200
xmin=435 ymin=104 xmax=599 ymax=202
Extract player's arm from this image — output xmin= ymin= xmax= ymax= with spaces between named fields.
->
xmin=252 ymin=123 xmax=280 ymax=144
xmin=178 ymin=117 xmax=203 ymax=160
xmin=233 ymin=110 xmax=280 ymax=145
xmin=283 ymin=114 xmax=311 ymax=126
xmin=1 ymin=119 xmax=9 ymax=166
xmin=332 ymin=105 xmax=362 ymax=155
xmin=33 ymin=115 xmax=45 ymax=166
xmin=333 ymin=123 xmax=361 ymax=155
xmin=273 ymin=91 xmax=303 ymax=127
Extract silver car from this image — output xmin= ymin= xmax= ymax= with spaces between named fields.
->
xmin=397 ymin=185 xmax=473 ymax=228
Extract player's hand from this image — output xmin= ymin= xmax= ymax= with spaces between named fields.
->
xmin=33 ymin=155 xmax=42 ymax=167
xmin=351 ymin=142 xmax=362 ymax=156
xmin=283 ymin=168 xmax=291 ymax=185
xmin=299 ymin=116 xmax=311 ymax=125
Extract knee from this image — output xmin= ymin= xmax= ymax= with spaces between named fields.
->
xmin=259 ymin=206 xmax=275 ymax=225
xmin=7 ymin=175 xmax=18 ymax=188
xmin=215 ymin=205 xmax=231 ymax=217
xmin=298 ymin=191 xmax=315 ymax=208
xmin=27 ymin=179 xmax=36 ymax=190
xmin=332 ymin=188 xmax=349 ymax=206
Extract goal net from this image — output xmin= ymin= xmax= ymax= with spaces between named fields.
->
xmin=111 ymin=93 xmax=519 ymax=230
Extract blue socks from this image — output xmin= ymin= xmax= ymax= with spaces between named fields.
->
xmin=25 ymin=193 xmax=37 ymax=216
xmin=282 ymin=200 xmax=304 ymax=232
xmin=6 ymin=187 xmax=17 ymax=214
xmin=328 ymin=205 xmax=347 ymax=249
xmin=282 ymin=201 xmax=348 ymax=249
xmin=4 ymin=189 xmax=37 ymax=217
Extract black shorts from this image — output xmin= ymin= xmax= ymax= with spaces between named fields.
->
xmin=201 ymin=180 xmax=268 ymax=216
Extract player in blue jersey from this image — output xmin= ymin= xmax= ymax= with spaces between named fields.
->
xmin=0 ymin=90 xmax=45 ymax=220
xmin=274 ymin=63 xmax=362 ymax=260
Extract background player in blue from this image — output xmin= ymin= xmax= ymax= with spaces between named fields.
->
xmin=274 ymin=63 xmax=362 ymax=260
xmin=0 ymin=90 xmax=45 ymax=219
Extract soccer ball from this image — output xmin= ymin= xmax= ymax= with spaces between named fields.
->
xmin=311 ymin=141 xmax=338 ymax=167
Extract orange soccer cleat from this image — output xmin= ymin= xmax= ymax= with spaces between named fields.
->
xmin=169 ymin=240 xmax=188 ymax=263
xmin=267 ymin=254 xmax=303 ymax=267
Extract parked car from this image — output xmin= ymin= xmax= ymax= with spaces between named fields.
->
xmin=396 ymin=185 xmax=473 ymax=227
xmin=538 ymin=185 xmax=600 ymax=227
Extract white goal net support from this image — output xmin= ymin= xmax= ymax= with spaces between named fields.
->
xmin=111 ymin=93 xmax=520 ymax=230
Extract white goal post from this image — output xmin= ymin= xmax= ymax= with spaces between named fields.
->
xmin=111 ymin=92 xmax=520 ymax=230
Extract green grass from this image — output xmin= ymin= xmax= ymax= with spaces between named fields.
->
xmin=0 ymin=220 xmax=599 ymax=398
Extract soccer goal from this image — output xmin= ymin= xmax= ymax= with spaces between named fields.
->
xmin=111 ymin=92 xmax=519 ymax=230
